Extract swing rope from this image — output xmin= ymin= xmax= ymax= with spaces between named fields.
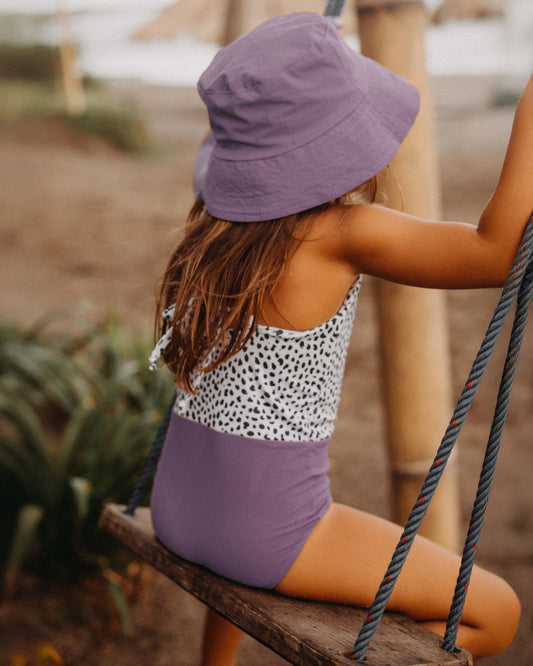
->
xmin=123 ymin=389 xmax=176 ymax=517
xmin=350 ymin=212 xmax=533 ymax=661
xmin=443 ymin=257 xmax=532 ymax=650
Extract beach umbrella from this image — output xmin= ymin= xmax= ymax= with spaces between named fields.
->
xmin=432 ymin=0 xmax=505 ymax=24
xmin=133 ymin=0 xmax=359 ymax=44
xmin=133 ymin=0 xmax=506 ymax=46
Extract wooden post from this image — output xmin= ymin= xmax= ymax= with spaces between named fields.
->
xmin=222 ymin=0 xmax=248 ymax=46
xmin=355 ymin=0 xmax=460 ymax=551
xmin=55 ymin=0 xmax=86 ymax=116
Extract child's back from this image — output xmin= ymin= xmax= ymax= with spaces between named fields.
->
xmin=255 ymin=207 xmax=358 ymax=331
xmin=150 ymin=207 xmax=364 ymax=588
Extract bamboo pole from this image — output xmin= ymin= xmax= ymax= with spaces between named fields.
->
xmin=355 ymin=0 xmax=460 ymax=551
xmin=55 ymin=0 xmax=86 ymax=116
xmin=222 ymin=0 xmax=249 ymax=46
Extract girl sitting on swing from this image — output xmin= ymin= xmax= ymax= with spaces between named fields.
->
xmin=148 ymin=12 xmax=531 ymax=666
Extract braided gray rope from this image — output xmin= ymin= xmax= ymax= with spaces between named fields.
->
xmin=442 ymin=257 xmax=533 ymax=650
xmin=123 ymin=389 xmax=177 ymax=516
xmin=350 ymin=213 xmax=533 ymax=661
xmin=324 ymin=0 xmax=347 ymax=20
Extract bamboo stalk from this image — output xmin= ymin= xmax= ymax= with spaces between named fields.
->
xmin=355 ymin=0 xmax=460 ymax=551
xmin=55 ymin=0 xmax=86 ymax=116
xmin=222 ymin=0 xmax=248 ymax=46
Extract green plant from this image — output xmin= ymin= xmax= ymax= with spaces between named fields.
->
xmin=491 ymin=88 xmax=521 ymax=108
xmin=0 ymin=43 xmax=60 ymax=82
xmin=0 ymin=79 xmax=153 ymax=154
xmin=0 ymin=80 xmax=59 ymax=121
xmin=0 ymin=307 xmax=175 ymax=631
xmin=61 ymin=102 xmax=152 ymax=153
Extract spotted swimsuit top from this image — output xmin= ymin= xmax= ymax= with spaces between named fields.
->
xmin=149 ymin=275 xmax=362 ymax=442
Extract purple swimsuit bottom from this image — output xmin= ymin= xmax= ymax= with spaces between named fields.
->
xmin=150 ymin=412 xmax=333 ymax=589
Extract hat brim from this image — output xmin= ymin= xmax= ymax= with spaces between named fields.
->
xmin=194 ymin=52 xmax=420 ymax=223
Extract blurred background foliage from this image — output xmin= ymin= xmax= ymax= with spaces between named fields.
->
xmin=0 ymin=42 xmax=152 ymax=153
xmin=0 ymin=306 xmax=175 ymax=629
xmin=0 ymin=43 xmax=61 ymax=82
xmin=0 ymin=11 xmax=168 ymax=637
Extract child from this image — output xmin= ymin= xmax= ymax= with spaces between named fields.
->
xmin=148 ymin=12 xmax=531 ymax=666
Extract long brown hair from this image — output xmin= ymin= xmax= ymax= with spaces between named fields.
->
xmin=156 ymin=174 xmax=382 ymax=394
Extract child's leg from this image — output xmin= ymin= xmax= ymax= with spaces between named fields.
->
xmin=200 ymin=607 xmax=244 ymax=666
xmin=273 ymin=501 xmax=521 ymax=660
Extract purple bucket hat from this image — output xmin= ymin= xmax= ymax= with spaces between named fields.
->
xmin=193 ymin=11 xmax=420 ymax=223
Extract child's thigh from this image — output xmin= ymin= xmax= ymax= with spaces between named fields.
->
xmin=273 ymin=501 xmax=517 ymax=627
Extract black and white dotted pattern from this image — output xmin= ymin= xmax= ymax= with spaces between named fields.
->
xmin=148 ymin=305 xmax=176 ymax=371
xmin=173 ymin=275 xmax=362 ymax=441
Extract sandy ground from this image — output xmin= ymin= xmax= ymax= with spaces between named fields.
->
xmin=0 ymin=74 xmax=531 ymax=665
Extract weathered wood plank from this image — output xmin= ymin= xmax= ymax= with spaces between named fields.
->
xmin=99 ymin=503 xmax=473 ymax=666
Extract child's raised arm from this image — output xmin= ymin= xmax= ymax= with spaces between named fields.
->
xmin=337 ymin=75 xmax=533 ymax=289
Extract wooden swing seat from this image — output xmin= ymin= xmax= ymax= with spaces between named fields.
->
xmin=99 ymin=503 xmax=473 ymax=666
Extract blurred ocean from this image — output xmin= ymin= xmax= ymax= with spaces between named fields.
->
xmin=0 ymin=0 xmax=530 ymax=86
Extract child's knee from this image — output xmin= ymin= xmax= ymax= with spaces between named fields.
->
xmin=497 ymin=582 xmax=521 ymax=652
xmin=485 ymin=579 xmax=521 ymax=655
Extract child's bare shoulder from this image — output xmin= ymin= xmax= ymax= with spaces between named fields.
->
xmin=322 ymin=202 xmax=411 ymax=269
